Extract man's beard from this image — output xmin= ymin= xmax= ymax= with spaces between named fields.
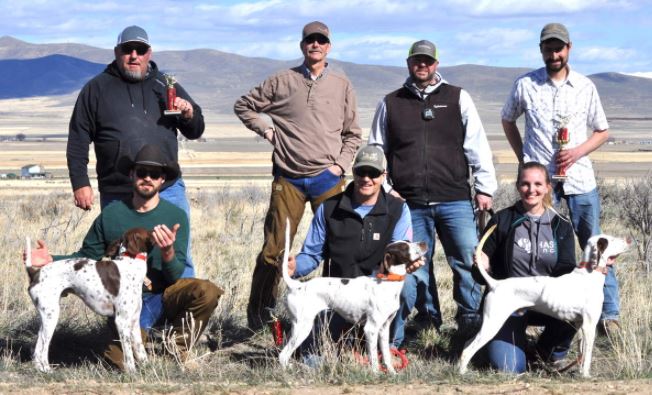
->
xmin=118 ymin=63 xmax=148 ymax=82
xmin=122 ymin=69 xmax=144 ymax=82
xmin=409 ymin=69 xmax=437 ymax=85
xmin=134 ymin=182 xmax=159 ymax=199
xmin=545 ymin=58 xmax=567 ymax=73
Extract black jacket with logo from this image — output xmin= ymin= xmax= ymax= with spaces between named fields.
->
xmin=472 ymin=203 xmax=576 ymax=285
xmin=384 ymin=83 xmax=470 ymax=203
xmin=321 ymin=183 xmax=404 ymax=278
xmin=67 ymin=61 xmax=204 ymax=194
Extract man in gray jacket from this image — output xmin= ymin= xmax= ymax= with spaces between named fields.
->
xmin=234 ymin=21 xmax=362 ymax=330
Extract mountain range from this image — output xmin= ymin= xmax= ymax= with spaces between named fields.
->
xmin=1 ymin=35 xmax=652 ymax=118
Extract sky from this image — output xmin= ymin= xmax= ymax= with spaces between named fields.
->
xmin=2 ymin=0 xmax=652 ymax=76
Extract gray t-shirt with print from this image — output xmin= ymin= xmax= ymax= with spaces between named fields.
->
xmin=511 ymin=209 xmax=558 ymax=277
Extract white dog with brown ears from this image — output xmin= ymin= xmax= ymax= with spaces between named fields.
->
xmin=25 ymin=227 xmax=152 ymax=373
xmin=459 ymin=232 xmax=630 ymax=377
xmin=278 ymin=219 xmax=426 ymax=373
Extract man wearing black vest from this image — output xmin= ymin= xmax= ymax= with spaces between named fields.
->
xmin=287 ymin=145 xmax=419 ymax=354
xmin=369 ymin=40 xmax=497 ymax=348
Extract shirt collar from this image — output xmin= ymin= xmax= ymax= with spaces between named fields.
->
xmin=404 ymin=72 xmax=445 ymax=98
xmin=537 ymin=65 xmax=578 ymax=88
xmin=300 ymin=62 xmax=329 ymax=80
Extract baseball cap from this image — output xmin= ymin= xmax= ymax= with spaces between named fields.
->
xmin=117 ymin=25 xmax=150 ymax=47
xmin=302 ymin=21 xmax=330 ymax=41
xmin=540 ymin=23 xmax=570 ymax=44
xmin=407 ymin=40 xmax=437 ymax=60
xmin=353 ymin=145 xmax=386 ymax=172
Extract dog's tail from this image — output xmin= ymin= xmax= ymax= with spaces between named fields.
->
xmin=475 ymin=224 xmax=498 ymax=290
xmin=25 ymin=236 xmax=32 ymax=268
xmin=281 ymin=218 xmax=300 ymax=290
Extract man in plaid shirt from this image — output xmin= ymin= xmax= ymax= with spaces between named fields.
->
xmin=501 ymin=23 xmax=619 ymax=333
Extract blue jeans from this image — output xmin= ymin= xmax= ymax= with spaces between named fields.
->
xmin=100 ymin=178 xmax=195 ymax=278
xmin=275 ymin=168 xmax=342 ymax=200
xmin=487 ymin=311 xmax=576 ymax=373
xmin=392 ymin=200 xmax=482 ymax=347
xmin=554 ymin=186 xmax=619 ymax=320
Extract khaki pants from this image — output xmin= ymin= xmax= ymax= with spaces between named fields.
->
xmin=104 ymin=278 xmax=223 ymax=370
xmin=247 ymin=176 xmax=345 ymax=329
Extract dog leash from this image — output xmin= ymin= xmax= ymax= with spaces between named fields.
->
xmin=474 ymin=223 xmax=497 ymax=266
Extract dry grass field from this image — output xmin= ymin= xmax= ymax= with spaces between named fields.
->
xmin=0 ymin=177 xmax=651 ymax=394
xmin=1 ymin=96 xmax=651 ymax=392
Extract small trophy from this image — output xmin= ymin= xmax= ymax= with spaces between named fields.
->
xmin=552 ymin=115 xmax=570 ymax=181
xmin=163 ymin=74 xmax=182 ymax=116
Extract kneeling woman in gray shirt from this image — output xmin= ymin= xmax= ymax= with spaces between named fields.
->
xmin=474 ymin=161 xmax=577 ymax=373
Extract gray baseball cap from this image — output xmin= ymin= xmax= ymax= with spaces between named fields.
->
xmin=117 ymin=25 xmax=150 ymax=47
xmin=540 ymin=23 xmax=570 ymax=44
xmin=353 ymin=145 xmax=386 ymax=172
xmin=407 ymin=40 xmax=437 ymax=60
xmin=302 ymin=21 xmax=330 ymax=41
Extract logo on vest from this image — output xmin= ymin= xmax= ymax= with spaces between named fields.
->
xmin=373 ymin=233 xmax=380 ymax=240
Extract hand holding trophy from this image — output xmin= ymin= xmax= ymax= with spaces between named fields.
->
xmin=164 ymin=74 xmax=182 ymax=116
xmin=552 ymin=115 xmax=570 ymax=181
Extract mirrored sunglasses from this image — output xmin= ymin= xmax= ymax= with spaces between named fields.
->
xmin=353 ymin=167 xmax=383 ymax=179
xmin=120 ymin=43 xmax=149 ymax=55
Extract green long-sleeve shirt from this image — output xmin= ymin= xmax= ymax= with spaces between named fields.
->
xmin=53 ymin=198 xmax=188 ymax=293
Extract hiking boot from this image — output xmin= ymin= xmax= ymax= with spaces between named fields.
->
xmin=599 ymin=319 xmax=621 ymax=337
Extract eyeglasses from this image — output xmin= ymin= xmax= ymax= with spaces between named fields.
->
xmin=540 ymin=44 xmax=567 ymax=54
xmin=353 ymin=167 xmax=383 ymax=179
xmin=135 ymin=167 xmax=163 ymax=179
xmin=409 ymin=56 xmax=436 ymax=66
xmin=120 ymin=43 xmax=150 ymax=56
xmin=303 ymin=34 xmax=330 ymax=45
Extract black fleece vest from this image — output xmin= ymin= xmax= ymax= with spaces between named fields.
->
xmin=321 ymin=184 xmax=404 ymax=278
xmin=385 ymin=84 xmax=470 ymax=203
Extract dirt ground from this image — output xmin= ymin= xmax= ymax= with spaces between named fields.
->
xmin=2 ymin=380 xmax=651 ymax=394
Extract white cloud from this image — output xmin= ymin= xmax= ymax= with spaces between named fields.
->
xmin=451 ymin=0 xmax=635 ymax=16
xmin=621 ymin=71 xmax=652 ymax=79
xmin=577 ymin=46 xmax=637 ymax=62
xmin=456 ymin=28 xmax=534 ymax=51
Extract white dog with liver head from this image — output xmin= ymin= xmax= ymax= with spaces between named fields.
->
xmin=278 ymin=221 xmax=426 ymax=373
xmin=25 ymin=227 xmax=152 ymax=373
xmin=459 ymin=233 xmax=630 ymax=377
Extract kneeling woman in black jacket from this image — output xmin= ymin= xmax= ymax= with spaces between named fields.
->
xmin=475 ymin=161 xmax=577 ymax=373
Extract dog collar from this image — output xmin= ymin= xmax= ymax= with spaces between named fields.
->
xmin=122 ymin=252 xmax=147 ymax=261
xmin=376 ymin=273 xmax=405 ymax=281
xmin=578 ymin=261 xmax=607 ymax=275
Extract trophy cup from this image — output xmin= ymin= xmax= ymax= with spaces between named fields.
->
xmin=163 ymin=74 xmax=182 ymax=116
xmin=552 ymin=116 xmax=570 ymax=181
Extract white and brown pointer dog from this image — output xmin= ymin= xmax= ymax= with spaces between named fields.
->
xmin=459 ymin=232 xmax=630 ymax=377
xmin=25 ymin=228 xmax=152 ymax=373
xmin=278 ymin=220 xmax=427 ymax=373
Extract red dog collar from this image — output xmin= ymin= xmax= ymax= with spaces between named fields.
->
xmin=122 ymin=252 xmax=147 ymax=261
xmin=376 ymin=273 xmax=405 ymax=281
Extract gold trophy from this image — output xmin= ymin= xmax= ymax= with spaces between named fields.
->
xmin=163 ymin=74 xmax=182 ymax=116
xmin=552 ymin=116 xmax=570 ymax=181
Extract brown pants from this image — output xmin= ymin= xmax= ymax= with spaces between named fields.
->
xmin=104 ymin=278 xmax=223 ymax=370
xmin=247 ymin=176 xmax=346 ymax=329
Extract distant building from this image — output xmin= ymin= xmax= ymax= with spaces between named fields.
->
xmin=20 ymin=164 xmax=47 ymax=179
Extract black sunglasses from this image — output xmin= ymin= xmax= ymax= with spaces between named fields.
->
xmin=135 ymin=167 xmax=163 ymax=179
xmin=353 ymin=167 xmax=383 ymax=179
xmin=303 ymin=34 xmax=329 ymax=45
xmin=410 ymin=56 xmax=436 ymax=66
xmin=120 ymin=43 xmax=149 ymax=56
